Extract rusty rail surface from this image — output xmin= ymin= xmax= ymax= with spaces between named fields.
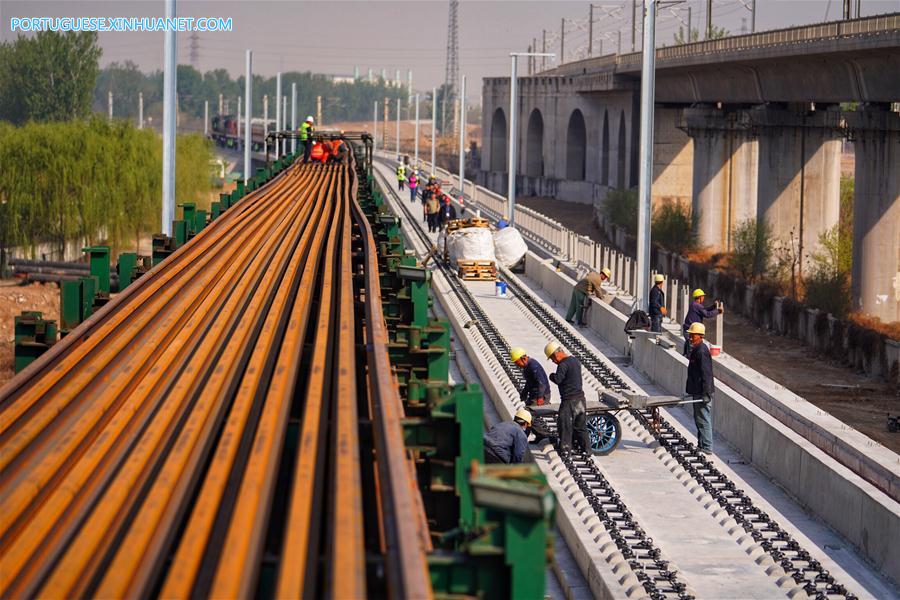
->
xmin=0 ymin=150 xmax=431 ymax=598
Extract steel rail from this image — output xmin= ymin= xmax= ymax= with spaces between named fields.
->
xmin=350 ymin=187 xmax=435 ymax=599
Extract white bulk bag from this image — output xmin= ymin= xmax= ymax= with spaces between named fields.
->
xmin=492 ymin=227 xmax=528 ymax=267
xmin=446 ymin=227 xmax=496 ymax=266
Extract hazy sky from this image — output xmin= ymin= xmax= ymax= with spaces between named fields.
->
xmin=3 ymin=0 xmax=899 ymax=102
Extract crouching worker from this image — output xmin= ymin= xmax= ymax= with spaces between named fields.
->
xmin=510 ymin=347 xmax=550 ymax=407
xmin=546 ymin=341 xmax=591 ymax=455
xmin=483 ymin=408 xmax=532 ymax=464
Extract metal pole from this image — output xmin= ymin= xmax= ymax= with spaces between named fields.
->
xmin=458 ymin=75 xmax=466 ymax=195
xmin=431 ymin=86 xmax=437 ymax=172
xmin=108 ymin=91 xmax=113 ymax=121
xmin=396 ymin=97 xmax=401 ymax=158
xmin=414 ymin=93 xmax=420 ymax=167
xmin=751 ymin=0 xmax=756 ymax=32
xmin=706 ymin=0 xmax=712 ymax=38
xmin=542 ymin=30 xmax=547 ymax=69
xmin=636 ymin=0 xmax=657 ymax=313
xmin=589 ymin=5 xmax=594 ymax=57
xmin=138 ymin=92 xmax=143 ymax=129
xmin=275 ymin=72 xmax=282 ymax=159
xmin=687 ymin=6 xmax=692 ymax=41
xmin=373 ymin=101 xmax=378 ymax=153
xmin=316 ymin=95 xmax=322 ymax=127
xmin=561 ymin=18 xmax=565 ymax=63
xmin=204 ymin=100 xmax=208 ymax=136
xmin=618 ymin=30 xmax=622 ymax=53
xmin=244 ymin=49 xmax=252 ymax=184
xmin=632 ymin=0 xmax=637 ymax=51
xmin=507 ymin=55 xmax=518 ymax=227
xmin=161 ymin=0 xmax=176 ymax=237
xmin=218 ymin=93 xmax=223 ymax=116
xmin=237 ymin=96 xmax=241 ymax=132
xmin=263 ymin=94 xmax=268 ymax=148
xmin=291 ymin=82 xmax=297 ymax=154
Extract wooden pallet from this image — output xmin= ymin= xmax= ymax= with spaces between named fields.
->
xmin=446 ymin=217 xmax=491 ymax=232
xmin=457 ymin=260 xmax=498 ymax=281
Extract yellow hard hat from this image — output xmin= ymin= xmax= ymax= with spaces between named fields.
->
xmin=510 ymin=347 xmax=527 ymax=362
xmin=654 ymin=274 xmax=665 ymax=283
xmin=544 ymin=341 xmax=561 ymax=359
xmin=692 ymin=288 xmax=706 ymax=299
xmin=600 ymin=268 xmax=612 ymax=278
xmin=686 ymin=322 xmax=706 ymax=335
xmin=514 ymin=408 xmax=533 ymax=425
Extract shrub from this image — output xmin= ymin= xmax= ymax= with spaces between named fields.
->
xmin=602 ymin=188 xmax=637 ymax=235
xmin=730 ymin=218 xmax=772 ymax=283
xmin=652 ymin=201 xmax=697 ymax=254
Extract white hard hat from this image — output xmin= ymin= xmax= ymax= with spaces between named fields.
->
xmin=687 ymin=322 xmax=706 ymax=335
xmin=514 ymin=408 xmax=533 ymax=426
xmin=306 ymin=115 xmax=314 ymax=122
xmin=544 ymin=341 xmax=561 ymax=359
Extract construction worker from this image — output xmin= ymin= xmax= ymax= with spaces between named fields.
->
xmin=396 ymin=162 xmax=407 ymax=191
xmin=407 ymin=170 xmax=418 ymax=202
xmin=566 ymin=268 xmax=611 ymax=326
xmin=510 ymin=347 xmax=551 ymax=406
xmin=545 ymin=342 xmax=591 ymax=455
xmin=496 ymin=215 xmax=509 ymax=229
xmin=299 ymin=116 xmax=315 ymax=163
xmin=483 ymin=408 xmax=532 ymax=464
xmin=425 ymin=192 xmax=441 ymax=233
xmin=648 ymin=274 xmax=667 ymax=333
xmin=682 ymin=289 xmax=722 ymax=355
xmin=685 ymin=322 xmax=715 ymax=454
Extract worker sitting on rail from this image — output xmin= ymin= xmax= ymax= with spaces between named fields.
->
xmin=300 ymin=116 xmax=315 ymax=163
xmin=649 ymin=274 xmax=667 ymax=332
xmin=407 ymin=170 xmax=418 ymax=203
xmin=511 ymin=347 xmax=551 ymax=407
xmin=545 ymin=342 xmax=591 ymax=455
xmin=682 ymin=289 xmax=722 ymax=355
xmin=396 ymin=163 xmax=407 ymax=191
xmin=685 ymin=322 xmax=715 ymax=455
xmin=566 ymin=268 xmax=611 ymax=327
xmin=483 ymin=408 xmax=532 ymax=464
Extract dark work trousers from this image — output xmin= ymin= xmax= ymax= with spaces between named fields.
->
xmin=693 ymin=393 xmax=713 ymax=451
xmin=557 ymin=393 xmax=590 ymax=453
xmin=650 ymin=314 xmax=662 ymax=332
xmin=302 ymin=139 xmax=312 ymax=163
xmin=427 ymin=212 xmax=439 ymax=233
xmin=484 ymin=445 xmax=504 ymax=464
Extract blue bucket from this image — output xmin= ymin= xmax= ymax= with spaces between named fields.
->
xmin=495 ymin=281 xmax=508 ymax=297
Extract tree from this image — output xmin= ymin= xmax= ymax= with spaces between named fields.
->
xmin=730 ymin=218 xmax=772 ymax=283
xmin=674 ymin=25 xmax=729 ymax=44
xmin=0 ymin=31 xmax=101 ymax=124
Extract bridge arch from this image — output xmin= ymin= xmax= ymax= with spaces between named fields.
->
xmin=489 ymin=108 xmax=507 ymax=172
xmin=566 ymin=109 xmax=587 ymax=180
xmin=525 ymin=108 xmax=544 ymax=176
xmin=601 ymin=110 xmax=610 ymax=185
xmin=616 ymin=110 xmax=627 ymax=188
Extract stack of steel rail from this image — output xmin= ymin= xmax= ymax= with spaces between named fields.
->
xmin=0 ymin=152 xmax=431 ymax=598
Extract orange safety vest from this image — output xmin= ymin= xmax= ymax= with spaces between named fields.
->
xmin=310 ymin=142 xmax=325 ymax=160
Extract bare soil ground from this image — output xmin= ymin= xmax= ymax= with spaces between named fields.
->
xmin=0 ymin=281 xmax=60 ymax=387
xmin=518 ymin=196 xmax=900 ymax=452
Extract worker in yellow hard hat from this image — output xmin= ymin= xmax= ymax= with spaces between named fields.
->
xmin=685 ymin=322 xmax=715 ymax=454
xmin=681 ymin=288 xmax=722 ymax=355
xmin=544 ymin=341 xmax=591 ymax=455
xmin=566 ymin=267 xmax=611 ymax=327
xmin=483 ymin=408 xmax=533 ymax=463
xmin=510 ymin=347 xmax=550 ymax=406
xmin=648 ymin=273 xmax=667 ymax=333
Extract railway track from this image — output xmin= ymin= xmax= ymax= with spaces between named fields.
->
xmin=373 ymin=160 xmax=859 ymax=600
xmin=0 ymin=151 xmax=431 ymax=598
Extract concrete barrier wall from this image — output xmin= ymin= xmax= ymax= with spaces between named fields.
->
xmin=521 ymin=250 xmax=900 ymax=583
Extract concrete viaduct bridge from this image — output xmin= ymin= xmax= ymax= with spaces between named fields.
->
xmin=478 ymin=14 xmax=900 ymax=322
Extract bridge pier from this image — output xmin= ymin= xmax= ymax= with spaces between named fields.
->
xmin=683 ymin=107 xmax=758 ymax=252
xmin=754 ymin=105 xmax=842 ymax=274
xmin=846 ymin=105 xmax=900 ymax=322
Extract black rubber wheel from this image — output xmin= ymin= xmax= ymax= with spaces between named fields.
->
xmin=587 ymin=413 xmax=622 ymax=455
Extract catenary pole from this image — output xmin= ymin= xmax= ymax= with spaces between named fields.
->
xmin=275 ymin=72 xmax=282 ymax=159
xmin=161 ymin=0 xmax=177 ymax=236
xmin=138 ymin=92 xmax=143 ymax=129
xmin=508 ymin=52 xmax=554 ymax=227
xmin=458 ymin=75 xmax=466 ymax=196
xmin=204 ymin=100 xmax=208 ymax=136
xmin=244 ymin=50 xmax=252 ymax=184
xmin=396 ymin=97 xmax=401 ymax=158
xmin=291 ymin=82 xmax=297 ymax=155
xmin=431 ymin=87 xmax=437 ymax=173
xmin=414 ymin=93 xmax=420 ymax=167
xmin=636 ymin=0 xmax=657 ymax=312
xmin=373 ymin=101 xmax=378 ymax=154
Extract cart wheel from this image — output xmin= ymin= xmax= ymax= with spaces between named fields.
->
xmin=587 ymin=413 xmax=621 ymax=455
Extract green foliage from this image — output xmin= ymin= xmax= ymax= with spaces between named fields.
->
xmin=730 ymin=218 xmax=772 ymax=283
xmin=651 ymin=202 xmax=697 ymax=254
xmin=0 ymin=31 xmax=101 ymax=124
xmin=0 ymin=119 xmax=214 ymax=257
xmin=603 ymin=188 xmax=638 ymax=235
xmin=802 ymin=177 xmax=854 ymax=317
xmin=94 ymin=64 xmax=408 ymax=123
xmin=673 ymin=25 xmax=728 ymax=44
